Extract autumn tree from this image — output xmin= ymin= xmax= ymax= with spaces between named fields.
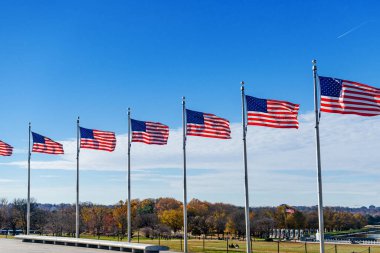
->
xmin=159 ymin=208 xmax=183 ymax=232
xmin=113 ymin=201 xmax=128 ymax=239
xmin=209 ymin=211 xmax=227 ymax=237
xmin=155 ymin=198 xmax=181 ymax=214
xmin=225 ymin=209 xmax=245 ymax=237
xmin=305 ymin=209 xmax=319 ymax=229
xmin=187 ymin=199 xmax=211 ymax=236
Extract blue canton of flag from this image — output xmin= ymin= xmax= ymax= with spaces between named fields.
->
xmin=246 ymin=96 xmax=268 ymax=113
xmin=245 ymin=95 xmax=299 ymax=129
xmin=80 ymin=127 xmax=116 ymax=152
xmin=319 ymin=76 xmax=380 ymax=116
xmin=32 ymin=132 xmax=64 ymax=154
xmin=319 ymin=77 xmax=342 ymax=97
xmin=186 ymin=109 xmax=231 ymax=139
xmin=131 ymin=119 xmax=169 ymax=145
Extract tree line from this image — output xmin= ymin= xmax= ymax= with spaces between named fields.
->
xmin=0 ymin=197 xmax=369 ymax=239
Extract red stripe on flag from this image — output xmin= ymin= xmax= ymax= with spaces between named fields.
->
xmin=132 ymin=121 xmax=169 ymax=145
xmin=0 ymin=141 xmax=13 ymax=156
xmin=320 ymin=79 xmax=380 ymax=117
xmin=187 ymin=113 xmax=231 ymax=139
xmin=32 ymin=137 xmax=64 ymax=155
xmin=80 ymin=129 xmax=116 ymax=152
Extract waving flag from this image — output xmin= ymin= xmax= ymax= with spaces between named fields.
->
xmin=0 ymin=140 xmax=13 ymax=156
xmin=131 ymin=119 xmax=169 ymax=145
xmin=32 ymin=132 xmax=64 ymax=154
xmin=80 ymin=127 xmax=116 ymax=152
xmin=319 ymin=76 xmax=380 ymax=117
xmin=285 ymin=208 xmax=295 ymax=214
xmin=186 ymin=109 xmax=231 ymax=139
xmin=246 ymin=95 xmax=299 ymax=129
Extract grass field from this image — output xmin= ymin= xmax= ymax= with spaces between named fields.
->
xmin=2 ymin=234 xmax=379 ymax=253
xmin=0 ymin=234 xmax=13 ymax=239
xmin=78 ymin=235 xmax=380 ymax=253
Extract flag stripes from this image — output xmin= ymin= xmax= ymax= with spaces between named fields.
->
xmin=286 ymin=208 xmax=295 ymax=214
xmin=319 ymin=76 xmax=380 ymax=117
xmin=186 ymin=109 xmax=231 ymax=139
xmin=246 ymin=95 xmax=300 ymax=129
xmin=80 ymin=127 xmax=116 ymax=152
xmin=0 ymin=140 xmax=13 ymax=156
xmin=32 ymin=132 xmax=64 ymax=155
xmin=2 ymin=77 xmax=378 ymax=154
xmin=131 ymin=119 xmax=169 ymax=145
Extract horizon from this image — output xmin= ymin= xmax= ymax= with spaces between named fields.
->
xmin=12 ymin=198 xmax=380 ymax=210
xmin=0 ymin=1 xmax=379 ymax=207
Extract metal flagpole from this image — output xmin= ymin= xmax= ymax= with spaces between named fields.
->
xmin=127 ymin=108 xmax=132 ymax=242
xmin=27 ymin=122 xmax=31 ymax=235
xmin=182 ymin=96 xmax=188 ymax=253
xmin=312 ymin=60 xmax=325 ymax=253
xmin=241 ymin=81 xmax=252 ymax=253
xmin=76 ymin=116 xmax=80 ymax=238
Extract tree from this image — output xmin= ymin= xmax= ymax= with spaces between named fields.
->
xmin=188 ymin=215 xmax=210 ymax=236
xmin=285 ymin=211 xmax=305 ymax=229
xmin=12 ymin=198 xmax=40 ymax=233
xmin=252 ymin=217 xmax=275 ymax=238
xmin=188 ymin=199 xmax=209 ymax=217
xmin=32 ymin=206 xmax=48 ymax=234
xmin=12 ymin=198 xmax=28 ymax=233
xmin=225 ymin=209 xmax=245 ymax=237
xmin=159 ymin=208 xmax=183 ymax=232
xmin=113 ymin=201 xmax=128 ymax=239
xmin=138 ymin=199 xmax=155 ymax=215
xmin=305 ymin=210 xmax=318 ymax=229
xmin=136 ymin=199 xmax=158 ymax=229
xmin=187 ymin=199 xmax=211 ymax=236
xmin=0 ymin=198 xmax=8 ymax=230
xmin=81 ymin=204 xmax=110 ymax=239
xmin=210 ymin=211 xmax=227 ymax=237
xmin=155 ymin=198 xmax=181 ymax=215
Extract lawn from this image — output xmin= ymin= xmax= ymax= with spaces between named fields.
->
xmin=0 ymin=234 xmax=13 ymax=239
xmin=2 ymin=234 xmax=378 ymax=252
xmin=77 ymin=235 xmax=380 ymax=253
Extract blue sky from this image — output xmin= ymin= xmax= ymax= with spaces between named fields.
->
xmin=0 ymin=1 xmax=379 ymax=207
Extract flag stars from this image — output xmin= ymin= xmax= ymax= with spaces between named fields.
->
xmin=319 ymin=76 xmax=342 ymax=97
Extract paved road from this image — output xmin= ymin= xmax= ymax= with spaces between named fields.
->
xmin=0 ymin=238 xmax=113 ymax=253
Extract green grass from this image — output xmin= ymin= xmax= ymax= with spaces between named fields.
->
xmin=2 ymin=234 xmax=380 ymax=253
xmin=76 ymin=235 xmax=380 ymax=253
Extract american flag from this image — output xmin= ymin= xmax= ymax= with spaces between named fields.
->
xmin=186 ymin=109 xmax=231 ymax=139
xmin=32 ymin=132 xmax=64 ymax=154
xmin=285 ymin=208 xmax=295 ymax=214
xmin=246 ymin=95 xmax=300 ymax=129
xmin=0 ymin=140 xmax=13 ymax=156
xmin=319 ymin=76 xmax=380 ymax=117
xmin=80 ymin=127 xmax=116 ymax=152
xmin=131 ymin=119 xmax=169 ymax=145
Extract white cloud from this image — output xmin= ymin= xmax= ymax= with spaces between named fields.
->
xmin=0 ymin=179 xmax=18 ymax=183
xmin=1 ymin=112 xmax=379 ymax=206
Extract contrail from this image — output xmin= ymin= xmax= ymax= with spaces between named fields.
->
xmin=337 ymin=21 xmax=370 ymax=39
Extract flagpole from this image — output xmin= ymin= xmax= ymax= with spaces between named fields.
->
xmin=241 ymin=81 xmax=252 ymax=253
xmin=27 ymin=122 xmax=31 ymax=235
xmin=76 ymin=116 xmax=80 ymax=238
xmin=182 ymin=96 xmax=188 ymax=253
xmin=312 ymin=60 xmax=325 ymax=253
xmin=127 ymin=108 xmax=132 ymax=242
